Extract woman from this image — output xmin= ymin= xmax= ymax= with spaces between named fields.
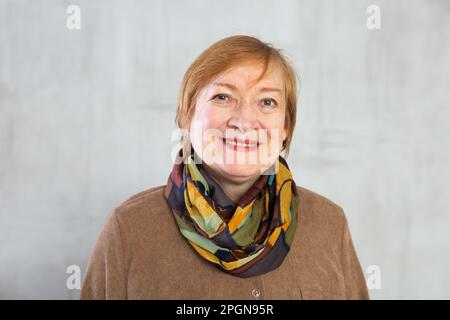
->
xmin=80 ymin=35 xmax=369 ymax=300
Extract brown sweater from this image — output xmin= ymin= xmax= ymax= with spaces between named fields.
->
xmin=80 ymin=185 xmax=369 ymax=300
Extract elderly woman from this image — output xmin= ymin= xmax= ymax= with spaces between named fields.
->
xmin=80 ymin=35 xmax=369 ymax=300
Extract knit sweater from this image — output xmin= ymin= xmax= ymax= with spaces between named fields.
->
xmin=80 ymin=185 xmax=369 ymax=300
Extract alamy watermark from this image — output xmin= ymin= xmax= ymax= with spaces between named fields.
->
xmin=367 ymin=5 xmax=381 ymax=30
xmin=66 ymin=264 xmax=81 ymax=290
xmin=66 ymin=5 xmax=81 ymax=30
xmin=170 ymin=124 xmax=285 ymax=175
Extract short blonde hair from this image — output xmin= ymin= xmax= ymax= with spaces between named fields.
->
xmin=175 ymin=35 xmax=298 ymax=159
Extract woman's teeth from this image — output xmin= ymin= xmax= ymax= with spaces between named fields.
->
xmin=224 ymin=139 xmax=258 ymax=148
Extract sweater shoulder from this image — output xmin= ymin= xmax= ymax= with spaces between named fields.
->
xmin=296 ymin=185 xmax=346 ymax=226
xmin=296 ymin=186 xmax=344 ymax=211
xmin=111 ymin=185 xmax=169 ymax=226
xmin=120 ymin=185 xmax=166 ymax=208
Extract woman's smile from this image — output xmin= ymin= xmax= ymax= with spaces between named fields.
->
xmin=221 ymin=137 xmax=260 ymax=152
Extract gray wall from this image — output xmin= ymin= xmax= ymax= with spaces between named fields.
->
xmin=1 ymin=0 xmax=449 ymax=299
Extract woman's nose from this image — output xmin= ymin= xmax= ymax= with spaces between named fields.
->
xmin=228 ymin=102 xmax=258 ymax=132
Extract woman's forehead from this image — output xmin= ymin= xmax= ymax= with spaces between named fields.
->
xmin=213 ymin=62 xmax=283 ymax=88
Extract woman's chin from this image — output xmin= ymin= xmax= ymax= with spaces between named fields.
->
xmin=198 ymin=147 xmax=279 ymax=176
xmin=216 ymin=163 xmax=262 ymax=179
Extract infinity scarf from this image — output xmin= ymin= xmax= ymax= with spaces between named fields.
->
xmin=164 ymin=148 xmax=299 ymax=278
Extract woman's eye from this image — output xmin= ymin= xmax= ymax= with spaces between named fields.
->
xmin=212 ymin=94 xmax=230 ymax=102
xmin=261 ymin=98 xmax=278 ymax=108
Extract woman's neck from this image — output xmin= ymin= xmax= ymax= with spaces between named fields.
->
xmin=201 ymin=165 xmax=260 ymax=204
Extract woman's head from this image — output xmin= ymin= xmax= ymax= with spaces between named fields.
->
xmin=175 ymin=35 xmax=298 ymax=180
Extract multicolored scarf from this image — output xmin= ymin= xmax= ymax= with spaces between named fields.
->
xmin=164 ymin=148 xmax=299 ymax=278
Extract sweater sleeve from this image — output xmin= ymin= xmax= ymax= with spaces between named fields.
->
xmin=340 ymin=210 xmax=370 ymax=300
xmin=80 ymin=208 xmax=127 ymax=299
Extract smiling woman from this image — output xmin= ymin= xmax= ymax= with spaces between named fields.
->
xmin=80 ymin=35 xmax=369 ymax=300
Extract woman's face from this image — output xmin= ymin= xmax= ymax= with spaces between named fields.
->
xmin=189 ymin=61 xmax=288 ymax=181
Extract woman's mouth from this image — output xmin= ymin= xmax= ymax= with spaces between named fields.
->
xmin=222 ymin=137 xmax=260 ymax=152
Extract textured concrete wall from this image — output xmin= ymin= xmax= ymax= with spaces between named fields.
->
xmin=1 ymin=0 xmax=449 ymax=299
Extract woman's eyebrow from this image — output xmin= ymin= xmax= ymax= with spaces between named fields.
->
xmin=212 ymin=82 xmax=238 ymax=91
xmin=259 ymin=87 xmax=282 ymax=94
xmin=212 ymin=82 xmax=281 ymax=93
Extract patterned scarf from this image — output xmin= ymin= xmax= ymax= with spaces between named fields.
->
xmin=164 ymin=148 xmax=299 ymax=278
